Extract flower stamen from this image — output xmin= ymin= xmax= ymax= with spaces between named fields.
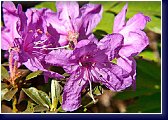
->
xmin=67 ymin=31 xmax=79 ymax=45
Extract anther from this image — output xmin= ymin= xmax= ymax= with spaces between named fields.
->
xmin=29 ymin=30 xmax=33 ymax=33
xmin=79 ymin=62 xmax=82 ymax=66
xmin=37 ymin=29 xmax=43 ymax=34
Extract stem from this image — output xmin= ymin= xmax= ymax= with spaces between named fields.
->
xmin=9 ymin=50 xmax=14 ymax=80
xmin=12 ymin=95 xmax=18 ymax=113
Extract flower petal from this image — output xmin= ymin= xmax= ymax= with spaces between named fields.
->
xmin=62 ymin=71 xmax=88 ymax=111
xmin=45 ymin=11 xmax=67 ymax=34
xmin=23 ymin=57 xmax=44 ymax=71
xmin=45 ymin=49 xmax=72 ymax=67
xmin=56 ymin=1 xmax=79 ymax=31
xmin=117 ymin=57 xmax=136 ymax=89
xmin=98 ymin=33 xmax=124 ymax=60
xmin=1 ymin=2 xmax=21 ymax=50
xmin=43 ymin=70 xmax=64 ymax=83
xmin=80 ymin=3 xmax=103 ymax=35
xmin=92 ymin=64 xmax=132 ymax=91
xmin=113 ymin=4 xmax=127 ymax=33
xmin=56 ymin=1 xmax=79 ymax=20
xmin=1 ymin=28 xmax=13 ymax=50
xmin=119 ymin=31 xmax=149 ymax=57
xmin=120 ymin=13 xmax=151 ymax=35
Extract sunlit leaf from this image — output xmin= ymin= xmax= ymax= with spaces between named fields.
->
xmin=94 ymin=10 xmax=114 ymax=34
xmin=1 ymin=65 xmax=9 ymax=80
xmin=26 ymin=70 xmax=43 ymax=80
xmin=93 ymin=85 xmax=103 ymax=96
xmin=138 ymin=50 xmax=159 ymax=62
xmin=3 ymin=87 xmax=18 ymax=101
xmin=23 ymin=101 xmax=35 ymax=113
xmin=34 ymin=105 xmax=48 ymax=112
xmin=108 ymin=1 xmax=161 ymax=33
xmin=1 ymin=83 xmax=9 ymax=90
xmin=57 ymin=106 xmax=65 ymax=113
xmin=50 ymin=80 xmax=62 ymax=111
xmin=22 ymin=87 xmax=51 ymax=108
xmin=34 ymin=2 xmax=56 ymax=12
xmin=1 ymin=88 xmax=9 ymax=101
xmin=38 ymin=90 xmax=52 ymax=108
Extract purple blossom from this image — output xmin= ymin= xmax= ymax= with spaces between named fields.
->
xmin=112 ymin=4 xmax=150 ymax=83
xmin=1 ymin=2 xmax=63 ymax=80
xmin=45 ymin=34 xmax=133 ymax=111
xmin=45 ymin=1 xmax=103 ymax=47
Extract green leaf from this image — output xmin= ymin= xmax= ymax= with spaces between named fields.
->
xmin=1 ymin=88 xmax=9 ymax=101
xmin=26 ymin=70 xmax=43 ymax=80
xmin=23 ymin=101 xmax=35 ymax=113
xmin=146 ymin=15 xmax=161 ymax=34
xmin=1 ymin=83 xmax=9 ymax=90
xmin=113 ymin=59 xmax=161 ymax=113
xmin=3 ymin=87 xmax=18 ymax=101
xmin=57 ymin=106 xmax=65 ymax=113
xmin=22 ymin=87 xmax=51 ymax=108
xmin=114 ymin=59 xmax=161 ymax=100
xmin=138 ymin=50 xmax=159 ymax=62
xmin=38 ymin=90 xmax=52 ymax=108
xmin=34 ymin=105 xmax=48 ymax=112
xmin=109 ymin=1 xmax=161 ymax=17
xmin=50 ymin=80 xmax=62 ymax=110
xmin=126 ymin=92 xmax=161 ymax=113
xmin=94 ymin=11 xmax=114 ymax=34
xmin=92 ymin=1 xmax=161 ymax=33
xmin=108 ymin=1 xmax=161 ymax=33
xmin=34 ymin=2 xmax=56 ymax=12
xmin=90 ymin=1 xmax=116 ymax=35
xmin=1 ymin=83 xmax=10 ymax=101
xmin=90 ymin=1 xmax=118 ymax=12
xmin=1 ymin=65 xmax=9 ymax=80
xmin=93 ymin=85 xmax=103 ymax=96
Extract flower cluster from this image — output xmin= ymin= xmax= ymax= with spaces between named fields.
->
xmin=1 ymin=1 xmax=150 ymax=111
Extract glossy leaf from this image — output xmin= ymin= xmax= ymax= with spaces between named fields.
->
xmin=1 ymin=88 xmax=9 ymax=101
xmin=26 ymin=70 xmax=43 ymax=81
xmin=23 ymin=101 xmax=35 ymax=113
xmin=1 ymin=83 xmax=9 ymax=90
xmin=22 ymin=87 xmax=51 ymax=108
xmin=57 ymin=106 xmax=65 ymax=112
xmin=138 ymin=50 xmax=159 ymax=62
xmin=34 ymin=105 xmax=48 ymax=112
xmin=1 ymin=65 xmax=9 ymax=80
xmin=3 ymin=87 xmax=18 ymax=101
xmin=50 ymin=80 xmax=62 ymax=110
xmin=93 ymin=85 xmax=103 ymax=96
xmin=34 ymin=2 xmax=56 ymax=12
xmin=91 ymin=1 xmax=115 ymax=34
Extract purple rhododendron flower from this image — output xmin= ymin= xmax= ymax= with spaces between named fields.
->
xmin=112 ymin=4 xmax=150 ymax=84
xmin=45 ymin=1 xmax=103 ymax=47
xmin=1 ymin=2 xmax=64 ymax=80
xmin=45 ymin=34 xmax=133 ymax=111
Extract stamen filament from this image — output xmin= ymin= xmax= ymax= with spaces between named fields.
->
xmin=34 ymin=39 xmax=48 ymax=45
xmin=89 ymin=80 xmax=96 ymax=103
xmin=33 ymin=45 xmax=69 ymax=50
